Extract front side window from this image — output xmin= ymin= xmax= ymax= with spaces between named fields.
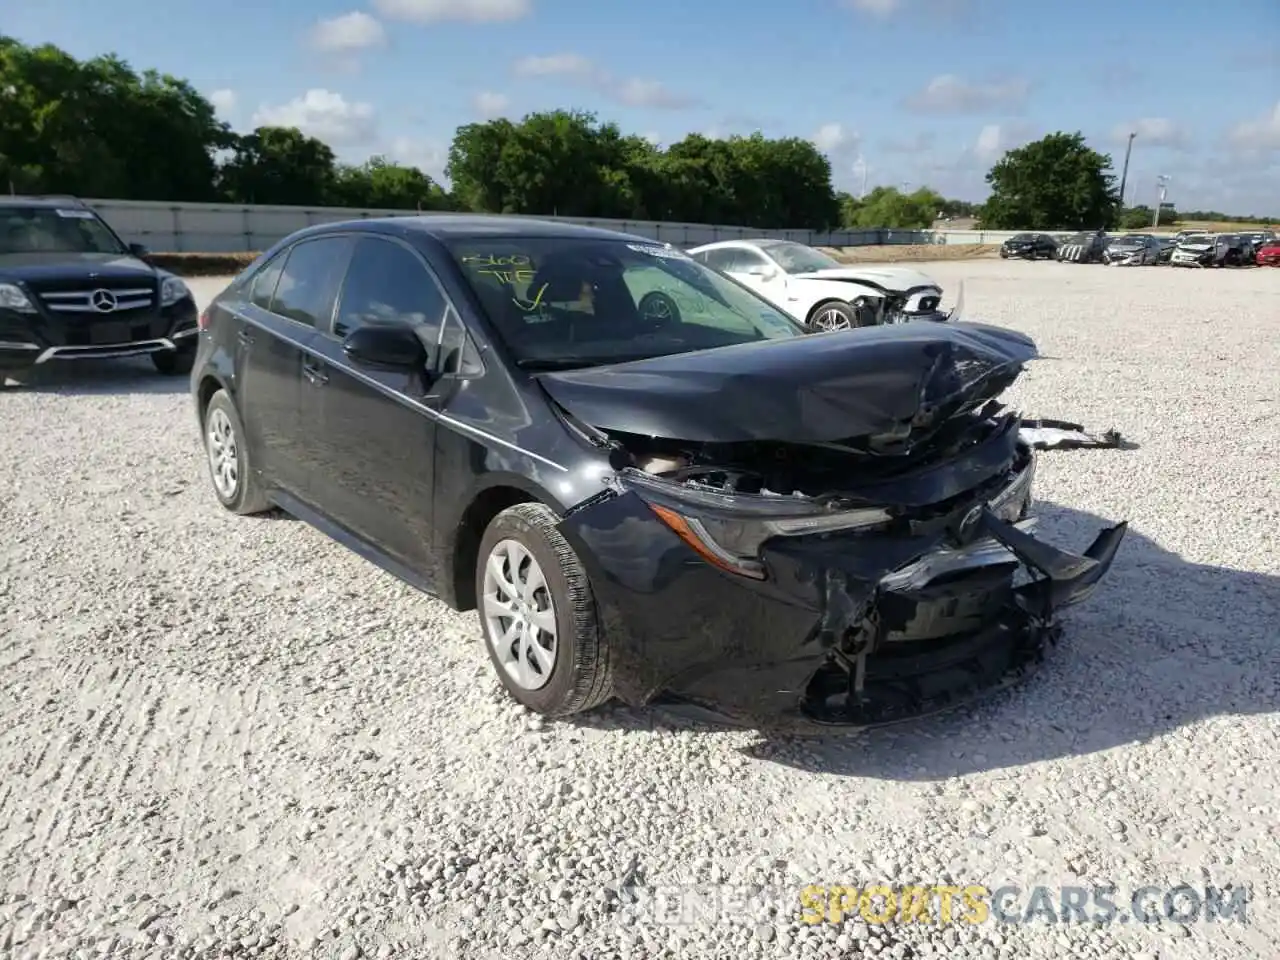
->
xmin=0 ymin=206 xmax=126 ymax=255
xmin=333 ymin=237 xmax=448 ymax=340
xmin=757 ymin=241 xmax=842 ymax=274
xmin=445 ymin=237 xmax=804 ymax=370
xmin=270 ymin=237 xmax=352 ymax=327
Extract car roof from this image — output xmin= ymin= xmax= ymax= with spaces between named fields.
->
xmin=310 ymin=213 xmax=656 ymax=244
xmin=0 ymin=196 xmax=90 ymax=210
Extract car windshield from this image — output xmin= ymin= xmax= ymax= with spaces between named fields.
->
xmin=0 ymin=206 xmax=126 ymax=255
xmin=1010 ymin=234 xmax=1033 ymax=242
xmin=1117 ymin=235 xmax=1149 ymax=243
xmin=756 ymin=241 xmax=843 ymax=274
xmin=445 ymin=237 xmax=806 ymax=369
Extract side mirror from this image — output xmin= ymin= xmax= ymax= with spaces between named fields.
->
xmin=342 ymin=321 xmax=431 ymax=372
xmin=128 ymin=242 xmax=151 ymax=258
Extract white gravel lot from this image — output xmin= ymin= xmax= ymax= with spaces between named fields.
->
xmin=1 ymin=259 xmax=1278 ymax=960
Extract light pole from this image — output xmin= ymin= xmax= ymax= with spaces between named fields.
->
xmin=1118 ymin=131 xmax=1136 ymax=208
xmin=1153 ymin=175 xmax=1170 ymax=228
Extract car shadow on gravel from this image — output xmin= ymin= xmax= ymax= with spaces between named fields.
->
xmin=3 ymin=358 xmax=190 ymax=395
xmin=580 ymin=501 xmax=1279 ymax=779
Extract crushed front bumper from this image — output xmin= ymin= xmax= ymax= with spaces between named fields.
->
xmin=558 ymin=490 xmax=1126 ymax=732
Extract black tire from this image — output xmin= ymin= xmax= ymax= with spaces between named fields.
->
xmin=807 ymin=299 xmax=864 ymax=331
xmin=153 ymin=344 xmax=196 ymax=375
xmin=201 ymin=388 xmax=272 ymax=515
xmin=475 ymin=502 xmax=613 ymax=717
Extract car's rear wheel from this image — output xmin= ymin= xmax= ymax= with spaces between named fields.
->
xmin=475 ymin=502 xmax=612 ymax=717
xmin=202 ymin=389 xmax=272 ymax=515
xmin=808 ymin=300 xmax=864 ymax=331
xmin=153 ymin=343 xmax=196 ymax=375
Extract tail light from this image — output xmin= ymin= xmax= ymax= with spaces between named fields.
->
xmin=198 ymin=307 xmax=211 ymax=331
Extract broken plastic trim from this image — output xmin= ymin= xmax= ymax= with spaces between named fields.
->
xmin=615 ymin=468 xmax=892 ymax=578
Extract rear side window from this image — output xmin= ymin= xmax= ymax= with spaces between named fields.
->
xmin=248 ymin=255 xmax=285 ymax=310
xmin=333 ymin=237 xmax=448 ymax=340
xmin=270 ymin=237 xmax=352 ymax=327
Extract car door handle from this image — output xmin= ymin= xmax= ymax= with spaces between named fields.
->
xmin=237 ymin=329 xmax=255 ymax=346
xmin=302 ymin=357 xmax=328 ymax=385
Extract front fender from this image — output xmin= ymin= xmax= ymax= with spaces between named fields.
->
xmin=790 ymin=279 xmax=886 ymax=317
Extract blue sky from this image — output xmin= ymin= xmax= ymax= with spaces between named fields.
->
xmin=7 ymin=0 xmax=1280 ymax=214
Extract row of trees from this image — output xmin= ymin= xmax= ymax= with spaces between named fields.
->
xmin=4 ymin=36 xmax=1266 ymax=232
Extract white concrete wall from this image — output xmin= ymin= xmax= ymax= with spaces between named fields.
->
xmin=72 ymin=197 xmax=1117 ymax=252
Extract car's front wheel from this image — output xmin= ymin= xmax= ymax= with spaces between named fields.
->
xmin=202 ymin=389 xmax=272 ymax=515
xmin=475 ymin=502 xmax=613 ymax=717
xmin=808 ymin=300 xmax=865 ymax=331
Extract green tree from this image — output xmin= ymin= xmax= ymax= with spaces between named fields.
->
xmin=218 ymin=126 xmax=338 ymax=206
xmin=0 ymin=35 xmax=229 ymax=200
xmin=842 ymin=186 xmax=941 ymax=229
xmin=330 ymin=156 xmax=453 ymax=210
xmin=980 ymin=132 xmax=1121 ymax=230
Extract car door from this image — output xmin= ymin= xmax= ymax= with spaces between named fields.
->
xmin=233 ymin=235 xmax=352 ymax=501
xmin=301 ymin=234 xmax=446 ymax=575
xmin=708 ymin=247 xmax=800 ymax=318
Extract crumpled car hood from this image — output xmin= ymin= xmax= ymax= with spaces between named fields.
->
xmin=536 ymin=321 xmax=1038 ymax=445
xmin=791 ymin=265 xmax=940 ymax=291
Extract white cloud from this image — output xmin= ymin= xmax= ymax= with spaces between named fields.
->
xmin=642 ymin=131 xmax=661 ymax=146
xmin=512 ymin=53 xmax=599 ymax=79
xmin=971 ymin=122 xmax=1037 ymax=163
xmin=904 ymin=74 xmax=1030 ymax=114
xmin=882 ymin=131 xmax=935 ymax=153
xmin=812 ymin=122 xmax=856 ymax=154
xmin=843 ymin=0 xmax=900 ymax=14
xmin=1228 ymin=101 xmax=1280 ymax=151
xmin=372 ymin=0 xmax=530 ymax=23
xmin=472 ymin=91 xmax=510 ymax=118
xmin=1111 ymin=118 xmax=1188 ymax=149
xmin=614 ymin=79 xmax=693 ymax=109
xmin=510 ymin=54 xmax=695 ymax=110
xmin=309 ymin=11 xmax=387 ymax=52
xmin=252 ymin=90 xmax=377 ymax=146
xmin=208 ymin=89 xmax=236 ymax=115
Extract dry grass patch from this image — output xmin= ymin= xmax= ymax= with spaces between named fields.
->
xmin=820 ymin=243 xmax=999 ymax=263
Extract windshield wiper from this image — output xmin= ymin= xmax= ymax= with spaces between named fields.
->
xmin=518 ymin=352 xmax=679 ymax=371
xmin=516 ymin=357 xmax=613 ymax=371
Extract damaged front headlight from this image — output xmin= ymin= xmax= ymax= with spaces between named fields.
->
xmin=616 ymin=469 xmax=892 ymax=580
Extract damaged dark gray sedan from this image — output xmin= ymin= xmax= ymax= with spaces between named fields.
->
xmin=192 ymin=215 xmax=1127 ymax=733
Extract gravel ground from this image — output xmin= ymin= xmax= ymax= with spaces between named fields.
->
xmin=2 ymin=260 xmax=1278 ymax=960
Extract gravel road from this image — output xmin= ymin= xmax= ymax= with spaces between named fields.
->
xmin=2 ymin=260 xmax=1278 ymax=960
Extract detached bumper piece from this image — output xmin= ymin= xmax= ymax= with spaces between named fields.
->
xmin=800 ymin=509 xmax=1127 ymax=728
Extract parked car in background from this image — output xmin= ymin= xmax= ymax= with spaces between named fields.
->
xmin=999 ymin=233 xmax=1058 ymax=260
xmin=1103 ymin=234 xmax=1163 ymax=266
xmin=1242 ymin=230 xmax=1276 ymax=250
xmin=1256 ymin=237 xmax=1280 ymax=266
xmin=190 ymin=214 xmax=1125 ymax=730
xmin=687 ymin=239 xmax=945 ymax=331
xmin=1057 ymin=230 xmax=1109 ymax=263
xmin=1173 ymin=229 xmax=1210 ymax=244
xmin=0 ymin=195 xmax=198 ymax=385
xmin=1154 ymin=237 xmax=1176 ymax=264
xmin=1170 ymin=233 xmax=1255 ymax=267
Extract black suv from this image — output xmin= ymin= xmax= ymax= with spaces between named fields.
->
xmin=191 ymin=215 xmax=1125 ymax=731
xmin=0 ymin=196 xmax=199 ymax=384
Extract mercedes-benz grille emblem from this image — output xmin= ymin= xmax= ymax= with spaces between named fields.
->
xmin=90 ymin=289 xmax=118 ymax=313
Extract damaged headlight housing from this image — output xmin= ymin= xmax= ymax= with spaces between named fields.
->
xmin=618 ymin=469 xmax=892 ymax=580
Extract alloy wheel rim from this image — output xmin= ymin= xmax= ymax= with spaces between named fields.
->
xmin=206 ymin=408 xmax=239 ymax=499
xmin=812 ymin=308 xmax=851 ymax=331
xmin=482 ymin=539 xmax=557 ymax=691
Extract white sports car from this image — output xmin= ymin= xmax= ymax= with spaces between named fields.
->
xmin=686 ymin=239 xmax=946 ymax=331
